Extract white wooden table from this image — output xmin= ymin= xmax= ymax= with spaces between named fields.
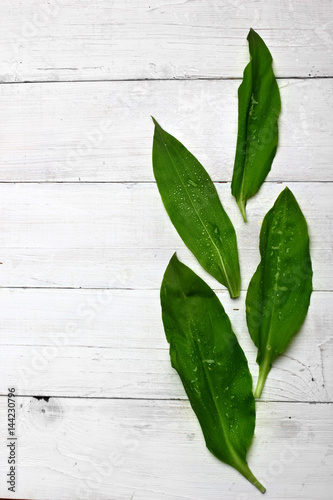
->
xmin=0 ymin=1 xmax=332 ymax=499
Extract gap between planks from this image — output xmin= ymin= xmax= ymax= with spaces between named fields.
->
xmin=0 ymin=287 xmax=331 ymax=291
xmin=0 ymin=394 xmax=331 ymax=403
xmin=0 ymin=180 xmax=331 ymax=184
xmin=1 ymin=76 xmax=332 ymax=85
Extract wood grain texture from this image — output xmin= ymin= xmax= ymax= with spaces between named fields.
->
xmin=0 ymin=0 xmax=332 ymax=498
xmin=1 ymin=0 xmax=332 ymax=83
xmin=0 ymin=245 xmax=331 ymax=291
xmin=0 ymin=398 xmax=331 ymax=500
xmin=0 ymin=79 xmax=332 ymax=182
xmin=0 ymin=182 xmax=331 ymax=291
xmin=0 ymin=289 xmax=331 ymax=402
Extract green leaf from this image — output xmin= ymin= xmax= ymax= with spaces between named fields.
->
xmin=246 ymin=188 xmax=313 ymax=398
xmin=152 ymin=118 xmax=240 ymax=298
xmin=232 ymin=29 xmax=281 ymax=222
xmin=161 ymin=253 xmax=265 ymax=493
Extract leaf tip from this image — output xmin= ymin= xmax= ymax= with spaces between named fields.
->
xmin=170 ymin=251 xmax=178 ymax=263
xmin=247 ymin=27 xmax=257 ymax=40
xmin=279 ymin=186 xmax=296 ymax=205
xmin=166 ymin=252 xmax=182 ymax=277
xmin=152 ymin=117 xmax=164 ymax=133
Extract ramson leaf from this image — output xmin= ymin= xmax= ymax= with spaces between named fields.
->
xmin=232 ymin=29 xmax=281 ymax=221
xmin=161 ymin=254 xmax=265 ymax=493
xmin=246 ymin=188 xmax=313 ymax=397
xmin=152 ymin=118 xmax=240 ymax=298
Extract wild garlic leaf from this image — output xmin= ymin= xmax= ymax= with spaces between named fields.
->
xmin=152 ymin=118 xmax=240 ymax=298
xmin=246 ymin=188 xmax=313 ymax=398
xmin=232 ymin=29 xmax=281 ymax=222
xmin=161 ymin=254 xmax=265 ymax=493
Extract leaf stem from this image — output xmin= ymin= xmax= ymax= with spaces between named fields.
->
xmin=237 ymin=197 xmax=247 ymax=222
xmin=229 ymin=287 xmax=239 ymax=299
xmin=246 ymin=470 xmax=266 ymax=494
xmin=254 ymin=356 xmax=272 ymax=398
xmin=235 ymin=459 xmax=266 ymax=494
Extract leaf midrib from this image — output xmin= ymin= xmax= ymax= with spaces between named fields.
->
xmin=176 ymin=271 xmax=245 ymax=468
xmin=156 ymin=127 xmax=234 ymax=295
xmin=239 ymin=61 xmax=257 ymax=208
xmin=261 ymin=195 xmax=288 ymax=357
xmin=238 ymin=55 xmax=278 ymax=210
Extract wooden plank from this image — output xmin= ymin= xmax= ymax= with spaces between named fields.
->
xmin=0 ymin=398 xmax=331 ymax=499
xmin=0 ymin=290 xmax=331 ymax=402
xmin=0 ymin=245 xmax=331 ymax=291
xmin=1 ymin=0 xmax=332 ymax=82
xmin=0 ymin=3 xmax=331 ymax=500
xmin=0 ymin=182 xmax=331 ymax=291
xmin=0 ymin=288 xmax=329 ymax=351
xmin=0 ymin=79 xmax=332 ymax=182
